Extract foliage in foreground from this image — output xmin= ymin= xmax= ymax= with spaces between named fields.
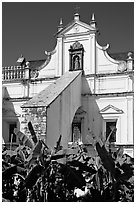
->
xmin=2 ymin=128 xmax=134 ymax=202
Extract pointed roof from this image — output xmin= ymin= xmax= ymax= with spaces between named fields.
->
xmin=28 ymin=59 xmax=47 ymax=70
xmin=100 ymin=104 xmax=123 ymax=114
xmin=22 ymin=70 xmax=82 ymax=108
xmin=55 ymin=14 xmax=97 ymax=37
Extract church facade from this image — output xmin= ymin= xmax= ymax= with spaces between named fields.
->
xmin=2 ymin=13 xmax=134 ymax=156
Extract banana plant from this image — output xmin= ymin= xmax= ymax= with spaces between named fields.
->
xmin=2 ymin=127 xmax=134 ymax=202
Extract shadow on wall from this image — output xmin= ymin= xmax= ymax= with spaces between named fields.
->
xmin=81 ymin=75 xmax=103 ymax=146
xmin=2 ymin=86 xmax=20 ymax=147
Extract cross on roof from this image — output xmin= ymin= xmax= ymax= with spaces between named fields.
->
xmin=74 ymin=5 xmax=80 ymax=14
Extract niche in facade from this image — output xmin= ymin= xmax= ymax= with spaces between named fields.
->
xmin=69 ymin=41 xmax=84 ymax=71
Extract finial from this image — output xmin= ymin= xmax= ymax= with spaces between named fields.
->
xmin=58 ymin=18 xmax=63 ymax=31
xmin=74 ymin=5 xmax=80 ymax=21
xmin=90 ymin=13 xmax=97 ymax=29
xmin=17 ymin=54 xmax=24 ymax=61
xmin=26 ymin=61 xmax=30 ymax=67
xmin=91 ymin=13 xmax=95 ymax=21
xmin=127 ymin=52 xmax=133 ymax=71
xmin=59 ymin=18 xmax=63 ymax=26
xmin=16 ymin=54 xmax=25 ymax=65
xmin=127 ymin=52 xmax=133 ymax=60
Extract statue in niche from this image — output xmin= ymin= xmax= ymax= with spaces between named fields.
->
xmin=69 ymin=41 xmax=84 ymax=71
xmin=74 ymin=56 xmax=80 ymax=70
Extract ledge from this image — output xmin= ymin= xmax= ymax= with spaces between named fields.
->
xmin=3 ymin=97 xmax=32 ymax=102
xmin=85 ymin=70 xmax=134 ymax=78
xmin=82 ymin=91 xmax=134 ymax=97
xmin=30 ymin=76 xmax=60 ymax=83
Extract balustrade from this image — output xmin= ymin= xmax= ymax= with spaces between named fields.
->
xmin=2 ymin=66 xmax=26 ymax=81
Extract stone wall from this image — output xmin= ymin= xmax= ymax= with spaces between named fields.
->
xmin=21 ymin=107 xmax=47 ymax=141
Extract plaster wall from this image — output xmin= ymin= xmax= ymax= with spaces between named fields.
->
xmin=3 ymin=79 xmax=56 ymax=99
xmin=3 ymin=83 xmax=24 ymax=98
xmin=82 ymin=75 xmax=132 ymax=94
xmin=81 ymin=95 xmax=133 ymax=146
xmin=46 ymin=71 xmax=81 ymax=148
xmin=29 ymin=80 xmax=55 ymax=97
xmin=96 ymin=46 xmax=119 ymax=73
xmin=38 ymin=46 xmax=59 ymax=78
xmin=95 ymin=76 xmax=128 ymax=94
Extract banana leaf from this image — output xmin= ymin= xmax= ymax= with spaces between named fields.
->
xmin=67 ymin=160 xmax=96 ymax=174
xmin=2 ymin=160 xmax=10 ymax=168
xmin=54 ymin=135 xmax=62 ymax=153
xmin=96 ymin=142 xmax=115 ymax=176
xmin=119 ymin=163 xmax=133 ymax=181
xmin=25 ymin=140 xmax=43 ymax=166
xmin=2 ymin=198 xmax=10 ymax=202
xmin=60 ymin=164 xmax=86 ymax=189
xmin=18 ymin=149 xmax=25 ymax=162
xmin=51 ymin=154 xmax=66 ymax=160
xmin=3 ymin=165 xmax=26 ymax=180
xmin=32 ymin=140 xmax=42 ymax=157
xmin=2 ymin=149 xmax=16 ymax=157
xmin=14 ymin=129 xmax=34 ymax=149
xmin=25 ymin=164 xmax=44 ymax=189
xmin=116 ymin=146 xmax=124 ymax=158
xmin=28 ymin=121 xmax=38 ymax=144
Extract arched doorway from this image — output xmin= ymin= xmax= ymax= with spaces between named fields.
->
xmin=70 ymin=107 xmax=86 ymax=144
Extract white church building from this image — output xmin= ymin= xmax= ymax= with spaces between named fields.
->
xmin=2 ymin=13 xmax=134 ymax=156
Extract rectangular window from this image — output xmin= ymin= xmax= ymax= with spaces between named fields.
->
xmin=72 ymin=122 xmax=81 ymax=143
xmin=106 ymin=121 xmax=117 ymax=143
xmin=9 ymin=123 xmax=17 ymax=143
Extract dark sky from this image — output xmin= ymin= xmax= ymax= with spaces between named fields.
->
xmin=2 ymin=2 xmax=134 ymax=67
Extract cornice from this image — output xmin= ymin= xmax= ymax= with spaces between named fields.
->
xmin=82 ymin=92 xmax=134 ymax=98
xmin=3 ymin=97 xmax=32 ymax=102
xmin=85 ymin=71 xmax=134 ymax=78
